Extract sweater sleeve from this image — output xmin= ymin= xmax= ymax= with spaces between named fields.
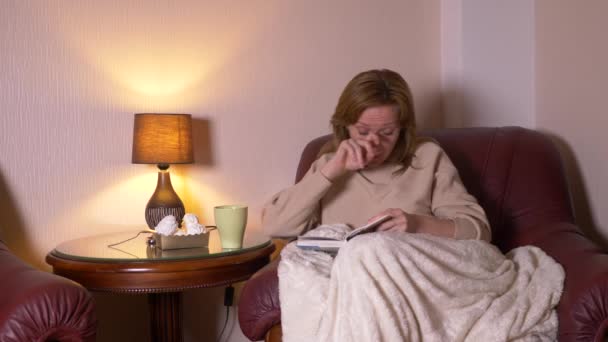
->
xmin=261 ymin=155 xmax=334 ymax=238
xmin=430 ymin=147 xmax=491 ymax=242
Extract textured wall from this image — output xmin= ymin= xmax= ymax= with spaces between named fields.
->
xmin=0 ymin=1 xmax=441 ymax=341
xmin=441 ymin=0 xmax=535 ymax=128
xmin=536 ymin=0 xmax=608 ymax=245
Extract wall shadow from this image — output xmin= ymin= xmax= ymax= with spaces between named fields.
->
xmin=94 ymin=293 xmax=149 ymax=341
xmin=182 ymin=288 xmax=222 ymax=340
xmin=543 ymin=131 xmax=606 ymax=248
xmin=439 ymin=85 xmax=468 ymax=128
xmin=182 ymin=283 xmax=248 ymax=341
xmin=419 ymin=89 xmax=445 ymax=129
xmin=0 ymin=169 xmax=38 ymax=266
xmin=192 ymin=117 xmax=214 ymax=167
xmin=179 ymin=117 xmax=214 ymax=215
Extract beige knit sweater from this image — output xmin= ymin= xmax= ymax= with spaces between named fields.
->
xmin=262 ymin=141 xmax=491 ymax=241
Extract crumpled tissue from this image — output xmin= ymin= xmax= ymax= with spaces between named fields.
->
xmin=183 ymin=213 xmax=207 ymax=235
xmin=153 ymin=213 xmax=210 ymax=250
xmin=155 ymin=215 xmax=178 ymax=236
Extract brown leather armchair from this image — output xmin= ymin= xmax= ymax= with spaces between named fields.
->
xmin=238 ymin=127 xmax=608 ymax=342
xmin=0 ymin=240 xmax=97 ymax=341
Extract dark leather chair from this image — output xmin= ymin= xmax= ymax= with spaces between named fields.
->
xmin=0 ymin=240 xmax=97 ymax=341
xmin=238 ymin=126 xmax=608 ymax=342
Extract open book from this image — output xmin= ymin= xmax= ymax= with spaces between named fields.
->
xmin=296 ymin=215 xmax=391 ymax=253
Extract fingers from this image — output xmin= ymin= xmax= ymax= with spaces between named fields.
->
xmin=336 ymin=139 xmax=367 ymax=170
xmin=346 ymin=140 xmax=365 ymax=169
xmin=356 ymin=139 xmax=377 ymax=165
xmin=376 ymin=220 xmax=394 ymax=231
xmin=346 ymin=138 xmax=378 ymax=169
xmin=331 ymin=137 xmax=380 ymax=175
xmin=367 ymin=209 xmax=392 ymax=223
xmin=373 ymin=209 xmax=409 ymax=232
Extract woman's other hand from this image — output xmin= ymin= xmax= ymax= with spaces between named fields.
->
xmin=321 ymin=138 xmax=378 ymax=181
xmin=369 ymin=209 xmax=457 ymax=238
xmin=370 ymin=208 xmax=415 ymax=232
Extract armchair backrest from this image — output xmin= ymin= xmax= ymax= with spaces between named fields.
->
xmin=295 ymin=127 xmax=575 ymax=252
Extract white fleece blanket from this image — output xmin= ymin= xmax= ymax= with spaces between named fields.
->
xmin=278 ymin=224 xmax=564 ymax=342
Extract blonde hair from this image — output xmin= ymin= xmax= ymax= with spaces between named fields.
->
xmin=321 ymin=69 xmax=419 ymax=172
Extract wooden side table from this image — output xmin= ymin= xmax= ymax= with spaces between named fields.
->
xmin=46 ymin=230 xmax=275 ymax=342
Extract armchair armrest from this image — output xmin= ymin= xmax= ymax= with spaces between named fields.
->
xmin=239 ymin=238 xmax=289 ymax=341
xmin=0 ymin=242 xmax=97 ymax=341
xmin=519 ymin=222 xmax=608 ymax=342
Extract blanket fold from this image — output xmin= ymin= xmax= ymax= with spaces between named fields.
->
xmin=279 ymin=225 xmax=564 ymax=342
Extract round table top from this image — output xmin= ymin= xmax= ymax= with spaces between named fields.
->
xmin=49 ymin=229 xmax=271 ymax=263
xmin=46 ymin=229 xmax=275 ymax=293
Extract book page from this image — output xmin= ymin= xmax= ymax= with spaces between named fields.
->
xmin=295 ymin=215 xmax=392 ymax=253
xmin=345 ymin=215 xmax=391 ymax=241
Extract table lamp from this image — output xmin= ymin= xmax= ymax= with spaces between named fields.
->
xmin=132 ymin=113 xmax=193 ymax=229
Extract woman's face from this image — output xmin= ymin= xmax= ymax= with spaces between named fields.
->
xmin=347 ymin=105 xmax=401 ymax=168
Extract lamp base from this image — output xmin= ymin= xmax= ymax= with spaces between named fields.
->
xmin=145 ymin=169 xmax=185 ymax=229
xmin=146 ymin=206 xmax=186 ymax=230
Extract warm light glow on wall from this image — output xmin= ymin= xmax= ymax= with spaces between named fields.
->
xmin=105 ymin=51 xmax=216 ymax=97
xmin=50 ymin=167 xmax=232 ymax=235
xmin=47 ymin=1 xmax=278 ymax=107
xmin=77 ymin=35 xmax=233 ymax=105
xmin=63 ymin=171 xmax=157 ymax=228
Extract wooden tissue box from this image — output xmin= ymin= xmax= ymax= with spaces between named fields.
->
xmin=155 ymin=232 xmax=209 ymax=250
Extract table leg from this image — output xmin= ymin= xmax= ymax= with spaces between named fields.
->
xmin=148 ymin=292 xmax=183 ymax=342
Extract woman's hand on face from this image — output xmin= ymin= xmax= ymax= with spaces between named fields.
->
xmin=321 ymin=138 xmax=377 ymax=181
xmin=370 ymin=208 xmax=415 ymax=233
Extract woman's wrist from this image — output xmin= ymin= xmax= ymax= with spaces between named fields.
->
xmin=320 ymin=159 xmax=347 ymax=181
xmin=410 ymin=214 xmax=455 ymax=238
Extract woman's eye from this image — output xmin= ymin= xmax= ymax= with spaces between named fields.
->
xmin=380 ymin=130 xmax=395 ymax=136
xmin=358 ymin=131 xmax=369 ymax=136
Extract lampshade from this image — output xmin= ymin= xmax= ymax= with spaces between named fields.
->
xmin=132 ymin=113 xmax=193 ymax=165
xmin=131 ymin=113 xmax=193 ymax=229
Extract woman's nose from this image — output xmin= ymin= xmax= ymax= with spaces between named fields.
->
xmin=366 ymin=133 xmax=380 ymax=146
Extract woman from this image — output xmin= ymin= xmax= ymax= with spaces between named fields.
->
xmin=272 ymin=70 xmax=562 ymax=342
xmin=262 ymin=69 xmax=490 ymax=242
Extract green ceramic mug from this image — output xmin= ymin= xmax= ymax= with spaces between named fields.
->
xmin=214 ymin=205 xmax=248 ymax=249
